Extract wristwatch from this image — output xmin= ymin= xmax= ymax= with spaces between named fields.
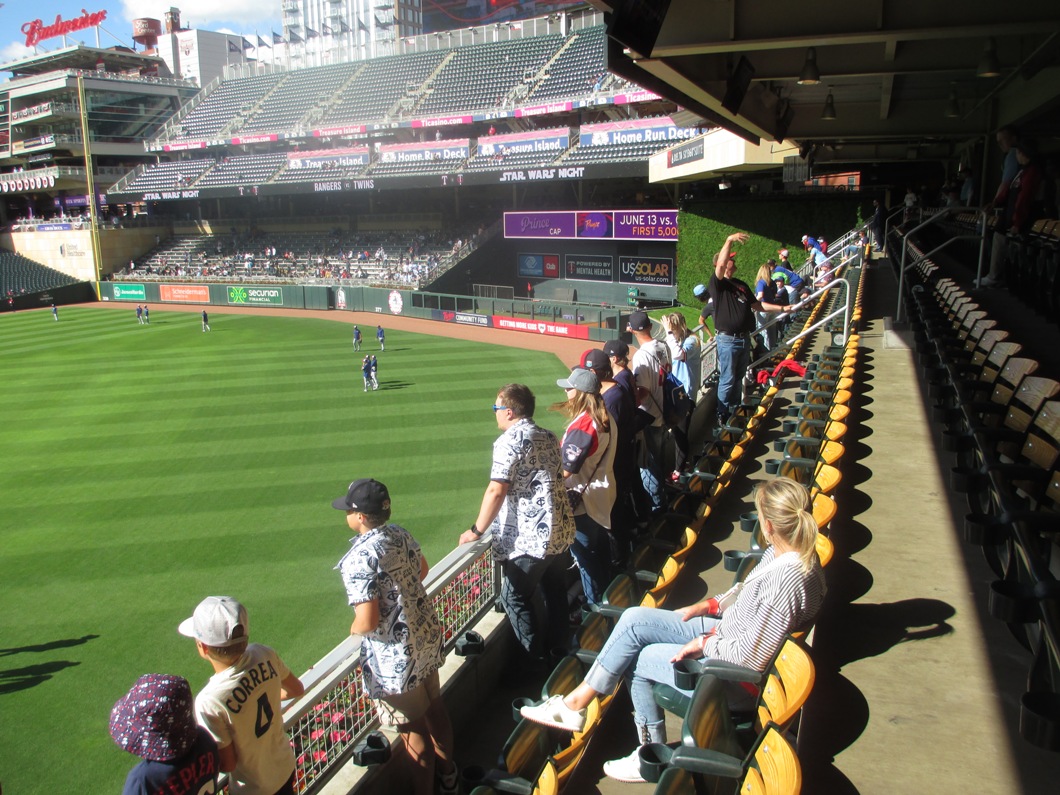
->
xmin=470 ymin=523 xmax=483 ymax=537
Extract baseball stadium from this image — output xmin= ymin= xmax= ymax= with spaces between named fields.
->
xmin=2 ymin=2 xmax=1060 ymax=794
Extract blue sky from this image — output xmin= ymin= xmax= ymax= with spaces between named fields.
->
xmin=2 ymin=0 xmax=283 ymax=63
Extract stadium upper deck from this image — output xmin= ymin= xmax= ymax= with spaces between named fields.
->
xmin=106 ymin=17 xmax=701 ymax=204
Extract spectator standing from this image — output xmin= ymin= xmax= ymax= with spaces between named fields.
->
xmin=870 ymin=199 xmax=885 ymax=251
xmin=602 ymin=339 xmax=654 ymax=525
xmin=708 ymin=232 xmax=787 ymax=423
xmin=582 ymin=348 xmax=640 ymax=565
xmin=982 ymin=138 xmax=1044 ymax=287
xmin=178 ymin=596 xmax=305 ymax=795
xmin=661 ymin=312 xmax=698 ymax=479
xmin=753 ymin=263 xmax=781 ymax=351
xmin=332 ymin=478 xmax=458 ymax=795
xmin=458 ymin=384 xmax=575 ymax=667
xmin=553 ymin=367 xmax=616 ymax=605
xmin=109 ymin=673 xmax=219 ymax=795
xmin=628 ymin=311 xmax=671 ymax=513
xmin=376 ymin=324 xmax=385 ymax=351
xmin=201 ymin=311 xmax=210 ymax=332
xmin=692 ymin=283 xmax=714 ymax=340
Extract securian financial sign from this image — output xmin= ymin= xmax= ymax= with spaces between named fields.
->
xmin=23 ymin=9 xmax=108 ymax=47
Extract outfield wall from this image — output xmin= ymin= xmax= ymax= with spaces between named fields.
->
xmin=98 ymin=282 xmax=634 ymax=342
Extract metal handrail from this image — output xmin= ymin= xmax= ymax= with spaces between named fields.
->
xmin=894 ymin=208 xmax=987 ymax=322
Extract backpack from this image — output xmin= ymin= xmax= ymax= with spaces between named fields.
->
xmin=660 ymin=365 xmax=692 ymax=428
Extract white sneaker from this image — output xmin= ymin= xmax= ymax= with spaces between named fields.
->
xmin=602 ymin=747 xmax=646 ymax=783
xmin=519 ymin=695 xmax=586 ymax=732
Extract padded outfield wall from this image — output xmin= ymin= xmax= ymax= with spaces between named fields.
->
xmin=97 ymin=282 xmax=632 ymax=343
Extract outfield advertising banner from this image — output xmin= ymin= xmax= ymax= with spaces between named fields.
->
xmin=505 ymin=210 xmax=678 ymax=241
xmin=111 ymin=283 xmax=146 ymax=301
xmin=227 ymin=286 xmax=283 ymax=305
xmin=492 ymin=315 xmax=590 ymax=339
xmin=159 ymin=284 xmax=210 ymax=303
xmin=433 ymin=309 xmax=492 ymax=327
xmin=619 ymin=256 xmax=675 ymax=286
xmin=564 ymin=254 xmax=614 ymax=282
xmin=517 ymin=253 xmax=560 ymax=278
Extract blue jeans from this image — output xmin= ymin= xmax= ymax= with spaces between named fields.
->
xmin=715 ymin=333 xmax=750 ymax=422
xmin=583 ymin=606 xmax=716 ymax=743
xmin=571 ymin=513 xmax=613 ymax=605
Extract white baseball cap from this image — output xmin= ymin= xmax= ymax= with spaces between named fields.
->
xmin=178 ymin=596 xmax=248 ymax=647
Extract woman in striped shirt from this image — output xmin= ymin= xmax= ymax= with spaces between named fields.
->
xmin=520 ymin=476 xmax=827 ymax=783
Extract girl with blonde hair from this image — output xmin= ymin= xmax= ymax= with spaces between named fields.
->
xmin=521 ymin=475 xmax=826 ymax=783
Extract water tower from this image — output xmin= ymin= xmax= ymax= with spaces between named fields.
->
xmin=132 ymin=18 xmax=162 ymax=53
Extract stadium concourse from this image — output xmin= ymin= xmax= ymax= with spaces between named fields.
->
xmin=77 ymin=239 xmax=1060 ymax=795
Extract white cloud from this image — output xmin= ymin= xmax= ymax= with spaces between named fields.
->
xmin=0 ymin=40 xmax=34 ymax=67
xmin=119 ymin=1 xmax=281 ymax=31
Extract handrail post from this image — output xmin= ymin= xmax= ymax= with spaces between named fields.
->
xmin=894 ymin=208 xmax=958 ymax=324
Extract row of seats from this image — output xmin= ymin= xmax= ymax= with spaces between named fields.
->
xmin=903 ymin=247 xmax=1060 ymax=752
xmin=162 ymin=27 xmax=608 ymax=146
xmin=946 ymin=212 xmax=1060 ymax=326
xmin=1 ymin=250 xmax=80 ymax=295
xmin=465 ymin=236 xmax=869 ymax=793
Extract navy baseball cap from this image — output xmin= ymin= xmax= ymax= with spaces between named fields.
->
xmin=582 ymin=348 xmax=611 ymax=372
xmin=628 ymin=311 xmax=651 ymax=331
xmin=603 ymin=339 xmax=630 ymax=358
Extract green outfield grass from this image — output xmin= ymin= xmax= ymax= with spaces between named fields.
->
xmin=0 ymin=305 xmax=572 ymax=795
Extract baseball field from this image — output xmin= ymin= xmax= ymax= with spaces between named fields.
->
xmin=0 ymin=303 xmax=576 ymax=794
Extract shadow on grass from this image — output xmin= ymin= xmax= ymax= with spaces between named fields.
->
xmin=0 ymin=634 xmax=98 ymax=656
xmin=0 ymin=660 xmax=82 ymax=694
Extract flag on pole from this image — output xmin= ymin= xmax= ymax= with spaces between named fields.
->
xmin=306 ymin=27 xmax=318 ymax=39
xmin=288 ymin=29 xmax=304 ymax=43
xmin=243 ymin=37 xmax=253 ymax=50
xmin=272 ymin=31 xmax=285 ymax=44
xmin=227 ymin=39 xmax=241 ymax=53
xmin=257 ymin=35 xmax=269 ymax=48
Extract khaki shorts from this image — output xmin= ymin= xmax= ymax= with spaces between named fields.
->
xmin=376 ymin=670 xmax=440 ymax=727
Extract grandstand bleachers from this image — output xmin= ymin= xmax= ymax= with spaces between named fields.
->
xmin=236 ymin=63 xmax=354 ymax=135
xmin=1 ymin=250 xmax=81 ymax=295
xmin=320 ymin=50 xmax=447 ymax=125
xmin=527 ymin=26 xmax=606 ymax=102
xmin=175 ymin=72 xmax=284 ymax=140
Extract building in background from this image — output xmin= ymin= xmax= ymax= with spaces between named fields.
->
xmin=281 ymin=0 xmax=423 ymax=63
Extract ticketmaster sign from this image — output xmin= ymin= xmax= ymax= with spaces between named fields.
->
xmin=227 ymin=286 xmax=283 ymax=305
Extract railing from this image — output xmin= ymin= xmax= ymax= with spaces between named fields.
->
xmin=893 ymin=207 xmax=985 ymax=323
xmin=279 ymin=535 xmax=498 ymax=793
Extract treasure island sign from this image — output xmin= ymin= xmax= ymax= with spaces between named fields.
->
xmin=23 ymin=9 xmax=108 ymax=47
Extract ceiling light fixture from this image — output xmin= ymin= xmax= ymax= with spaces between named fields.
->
xmin=718 ymin=179 xmax=732 ymax=190
xmin=797 ymin=47 xmax=821 ymax=85
xmin=821 ymin=88 xmax=836 ymax=120
xmin=977 ymin=38 xmax=1000 ymax=78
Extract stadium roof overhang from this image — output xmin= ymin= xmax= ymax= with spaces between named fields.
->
xmin=589 ymin=0 xmax=1060 ymax=168
xmin=1 ymin=44 xmax=171 ymax=78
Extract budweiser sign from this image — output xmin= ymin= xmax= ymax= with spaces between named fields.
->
xmin=23 ymin=9 xmax=108 ymax=47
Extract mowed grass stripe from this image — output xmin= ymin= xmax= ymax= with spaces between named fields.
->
xmin=0 ymin=306 xmax=569 ymax=795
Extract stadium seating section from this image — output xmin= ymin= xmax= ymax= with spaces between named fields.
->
xmin=1 ymin=250 xmax=81 ymax=295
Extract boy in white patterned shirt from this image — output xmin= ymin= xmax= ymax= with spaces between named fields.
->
xmin=333 ymin=478 xmax=457 ymax=795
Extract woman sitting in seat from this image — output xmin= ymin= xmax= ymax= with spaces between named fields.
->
xmin=520 ymin=476 xmax=826 ymax=783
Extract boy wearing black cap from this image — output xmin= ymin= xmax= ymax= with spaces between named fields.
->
xmin=110 ymin=673 xmax=219 ymax=795
xmin=332 ymin=478 xmax=457 ymax=795
xmin=179 ymin=596 xmax=304 ymax=795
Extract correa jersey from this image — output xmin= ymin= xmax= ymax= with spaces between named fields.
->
xmin=489 ymin=417 xmax=575 ymax=561
xmin=194 ymin=644 xmax=296 ymax=795
xmin=337 ymin=523 xmax=445 ymax=698
xmin=703 ymin=547 xmax=826 ymax=672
